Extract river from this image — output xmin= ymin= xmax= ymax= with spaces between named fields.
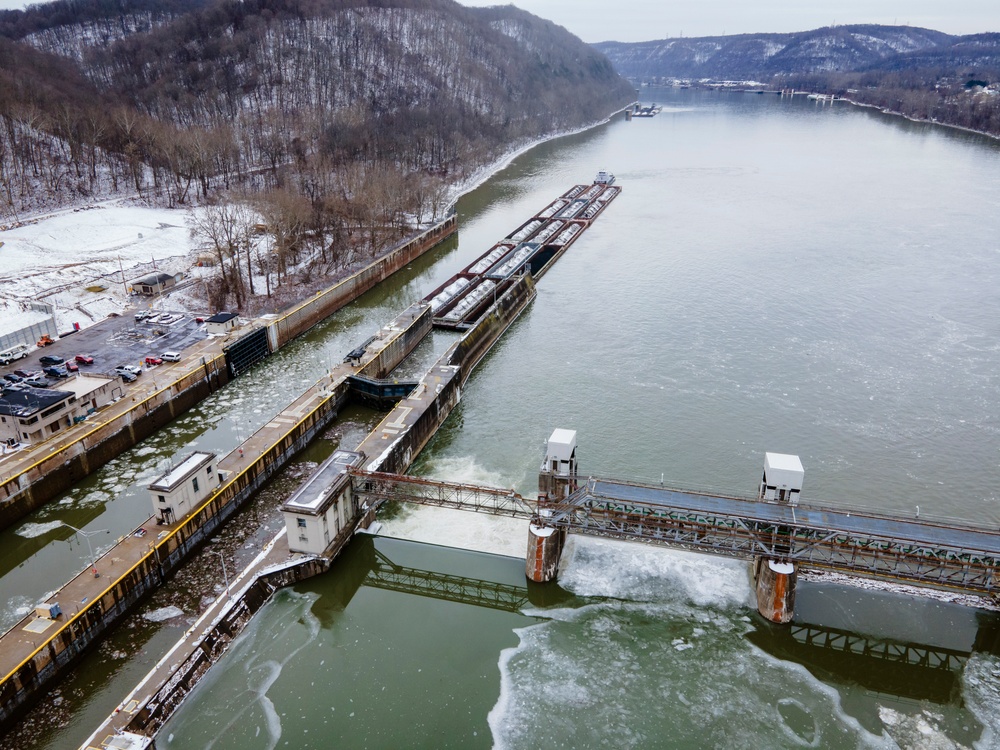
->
xmin=12 ymin=86 xmax=1000 ymax=748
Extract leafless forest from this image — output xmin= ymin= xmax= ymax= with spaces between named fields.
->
xmin=0 ymin=0 xmax=634 ymax=311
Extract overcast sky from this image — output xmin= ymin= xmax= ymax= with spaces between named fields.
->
xmin=0 ymin=0 xmax=996 ymax=41
xmin=459 ymin=0 xmax=1000 ymax=42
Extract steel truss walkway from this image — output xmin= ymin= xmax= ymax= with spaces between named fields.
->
xmin=367 ymin=550 xmax=529 ymax=612
xmin=350 ymin=470 xmax=1000 ymax=596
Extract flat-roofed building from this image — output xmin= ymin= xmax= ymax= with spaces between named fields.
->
xmin=59 ymin=374 xmax=117 ymax=414
xmin=0 ymin=387 xmax=75 ymax=445
xmin=205 ymin=312 xmax=239 ymax=335
xmin=282 ymin=450 xmax=365 ymax=554
xmin=148 ymin=451 xmax=222 ymax=525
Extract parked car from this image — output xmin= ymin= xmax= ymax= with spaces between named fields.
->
xmin=39 ymin=354 xmax=65 ymax=366
xmin=3 ymin=373 xmax=23 ymax=383
xmin=75 ymin=354 xmax=94 ymax=365
xmin=134 ymin=310 xmax=150 ymax=321
xmin=115 ymin=364 xmax=142 ymax=379
xmin=65 ymin=361 xmax=79 ymax=372
xmin=43 ymin=366 xmax=69 ymax=379
xmin=118 ymin=370 xmax=137 ymax=383
xmin=13 ymin=369 xmax=36 ymax=379
xmin=161 ymin=352 xmax=182 ymax=362
xmin=25 ymin=375 xmax=51 ymax=388
xmin=144 ymin=356 xmax=163 ymax=366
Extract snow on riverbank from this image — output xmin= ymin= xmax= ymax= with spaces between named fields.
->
xmin=440 ymin=109 xmax=625 ymax=211
xmin=0 ymin=108 xmax=624 ymax=337
xmin=0 ymin=203 xmax=201 ymax=332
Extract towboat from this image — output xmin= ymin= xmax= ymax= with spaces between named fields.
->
xmin=594 ymin=170 xmax=615 ymax=185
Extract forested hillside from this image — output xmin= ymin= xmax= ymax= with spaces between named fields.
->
xmin=0 ymin=0 xmax=633 ymax=222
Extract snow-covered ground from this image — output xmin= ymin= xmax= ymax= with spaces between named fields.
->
xmin=0 ymin=203 xmax=203 ymax=333
xmin=0 ymin=112 xmax=620 ymax=339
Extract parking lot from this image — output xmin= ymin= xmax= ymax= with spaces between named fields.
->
xmin=1 ymin=309 xmax=209 ymax=386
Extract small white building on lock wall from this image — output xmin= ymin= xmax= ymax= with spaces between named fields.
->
xmin=148 ymin=451 xmax=223 ymax=524
xmin=282 ymin=450 xmax=365 ymax=555
xmin=759 ymin=452 xmax=804 ymax=505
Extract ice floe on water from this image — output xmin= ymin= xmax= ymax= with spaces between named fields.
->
xmin=15 ymin=520 xmax=64 ymax=539
xmin=489 ymin=596 xmax=890 ymax=750
xmin=962 ymin=654 xmax=1000 ymax=749
xmin=489 ymin=534 xmax=899 ymax=750
xmin=878 ymin=706 xmax=974 ymax=750
xmin=143 ymin=606 xmax=185 ymax=623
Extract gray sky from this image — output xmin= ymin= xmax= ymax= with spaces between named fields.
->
xmin=459 ymin=0 xmax=1000 ymax=42
xmin=0 ymin=0 xmax=996 ymax=41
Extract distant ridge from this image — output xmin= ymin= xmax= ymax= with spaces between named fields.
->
xmin=593 ymin=25 xmax=1000 ymax=80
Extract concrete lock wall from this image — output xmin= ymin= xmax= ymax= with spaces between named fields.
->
xmin=448 ymin=273 xmax=536 ymax=382
xmin=0 ymin=354 xmax=230 ymax=531
xmin=268 ymin=218 xmax=456 ymax=350
xmin=0 ymin=380 xmax=353 ymax=729
xmin=126 ymin=555 xmax=333 ymax=737
xmin=368 ymin=275 xmax=538 ymax=476
xmin=126 ymin=503 xmax=378 ymax=739
xmin=0 ymin=219 xmax=456 ymax=534
xmin=360 ymin=304 xmax=433 ymax=380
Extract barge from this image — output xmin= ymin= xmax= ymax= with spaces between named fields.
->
xmin=424 ymin=180 xmax=621 ymax=330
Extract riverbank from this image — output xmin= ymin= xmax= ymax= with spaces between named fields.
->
xmin=440 ymin=106 xmax=631 ymax=211
xmin=825 ymin=94 xmax=1000 ymax=142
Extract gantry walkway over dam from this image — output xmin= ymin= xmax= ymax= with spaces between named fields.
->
xmin=350 ymin=468 xmax=1000 ymax=610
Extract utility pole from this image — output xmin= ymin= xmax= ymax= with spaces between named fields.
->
xmin=209 ymin=550 xmax=231 ymax=598
xmin=62 ymin=522 xmax=109 ymax=578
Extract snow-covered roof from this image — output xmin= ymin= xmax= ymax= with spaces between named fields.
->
xmin=149 ymin=452 xmax=215 ymax=492
xmin=132 ymin=271 xmax=176 ymax=286
xmin=283 ymin=450 xmax=365 ymax=514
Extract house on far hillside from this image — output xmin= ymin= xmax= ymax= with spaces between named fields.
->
xmin=205 ymin=312 xmax=239 ymax=335
xmin=131 ymin=272 xmax=183 ymax=295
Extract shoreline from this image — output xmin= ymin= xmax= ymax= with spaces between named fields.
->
xmin=826 ymin=94 xmax=1000 ymax=142
xmin=441 ymin=107 xmax=627 ymax=212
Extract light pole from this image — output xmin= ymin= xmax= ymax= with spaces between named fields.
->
xmin=61 ymin=522 xmax=109 ymax=578
xmin=209 ymin=550 xmax=230 ymax=598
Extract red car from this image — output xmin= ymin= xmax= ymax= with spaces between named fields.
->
xmin=74 ymin=354 xmax=94 ymax=365
xmin=144 ymin=356 xmax=163 ymax=366
xmin=65 ymin=361 xmax=79 ymax=372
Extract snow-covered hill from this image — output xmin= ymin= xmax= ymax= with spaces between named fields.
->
xmin=593 ymin=25 xmax=959 ymax=79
